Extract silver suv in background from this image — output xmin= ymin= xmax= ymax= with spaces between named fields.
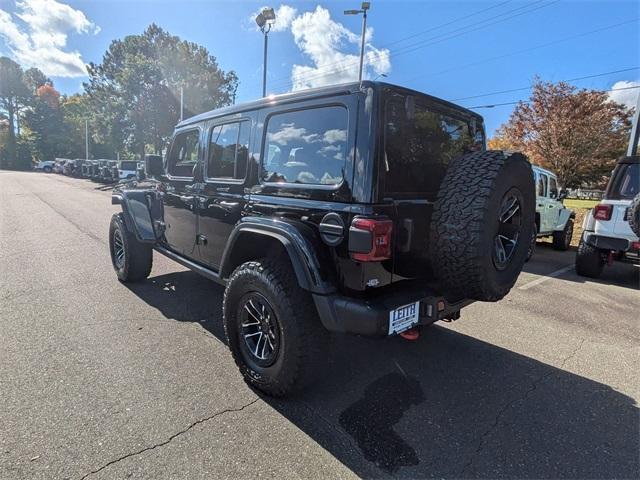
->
xmin=528 ymin=165 xmax=575 ymax=259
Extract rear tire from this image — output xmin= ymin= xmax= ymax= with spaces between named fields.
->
xmin=223 ymin=257 xmax=328 ymax=397
xmin=430 ymin=150 xmax=535 ymax=302
xmin=575 ymin=238 xmax=604 ymax=278
xmin=552 ymin=218 xmax=574 ymax=250
xmin=109 ymin=213 xmax=153 ymax=282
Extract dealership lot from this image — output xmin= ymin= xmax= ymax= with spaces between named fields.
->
xmin=1 ymin=171 xmax=638 ymax=479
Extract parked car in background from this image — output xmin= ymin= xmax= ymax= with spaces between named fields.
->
xmin=34 ymin=160 xmax=55 ymax=173
xmin=53 ymin=159 xmax=67 ymax=173
xmin=115 ymin=160 xmax=139 ymax=181
xmin=100 ymin=160 xmax=119 ymax=182
xmin=527 ymin=165 xmax=575 ymax=259
xmin=63 ymin=160 xmax=76 ymax=176
xmin=109 ymin=81 xmax=535 ymax=396
xmin=576 ymin=156 xmax=640 ymax=277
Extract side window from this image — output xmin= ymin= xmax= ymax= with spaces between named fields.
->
xmin=207 ymin=121 xmax=249 ymax=180
xmin=536 ymin=173 xmax=548 ymax=197
xmin=167 ymin=130 xmax=200 ymax=177
xmin=262 ymin=106 xmax=348 ymax=185
xmin=549 ymin=176 xmax=558 ymax=199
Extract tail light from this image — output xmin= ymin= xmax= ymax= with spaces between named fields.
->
xmin=593 ymin=204 xmax=612 ymax=221
xmin=349 ymin=217 xmax=393 ymax=262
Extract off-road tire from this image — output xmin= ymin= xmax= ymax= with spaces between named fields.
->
xmin=526 ymin=222 xmax=537 ymax=262
xmin=109 ymin=213 xmax=153 ymax=282
xmin=628 ymin=194 xmax=640 ymax=238
xmin=552 ymin=218 xmax=574 ymax=251
xmin=223 ymin=257 xmax=328 ymax=397
xmin=430 ymin=150 xmax=535 ymax=302
xmin=575 ymin=238 xmax=604 ymax=278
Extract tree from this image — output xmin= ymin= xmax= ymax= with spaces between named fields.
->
xmin=0 ymin=57 xmax=31 ymax=169
xmin=23 ymin=68 xmax=50 ymax=94
xmin=494 ymin=79 xmax=632 ymax=187
xmin=85 ymin=24 xmax=239 ymax=158
xmin=22 ymin=84 xmax=66 ymax=162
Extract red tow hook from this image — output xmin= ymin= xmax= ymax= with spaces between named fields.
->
xmin=399 ymin=328 xmax=420 ymax=340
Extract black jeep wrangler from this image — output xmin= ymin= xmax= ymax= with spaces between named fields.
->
xmin=110 ymin=81 xmax=535 ymax=396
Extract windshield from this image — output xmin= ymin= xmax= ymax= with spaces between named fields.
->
xmin=383 ymin=96 xmax=481 ymax=197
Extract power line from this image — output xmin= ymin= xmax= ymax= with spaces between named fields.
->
xmin=396 ymin=18 xmax=638 ymax=85
xmin=270 ymin=0 xmax=559 ymax=91
xmin=266 ymin=0 xmax=516 ymax=89
xmin=452 ymin=67 xmax=640 ymax=102
xmin=468 ymin=85 xmax=640 ymax=109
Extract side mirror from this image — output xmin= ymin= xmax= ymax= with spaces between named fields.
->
xmin=559 ymin=190 xmax=569 ymax=201
xmin=145 ymin=154 xmax=163 ymax=178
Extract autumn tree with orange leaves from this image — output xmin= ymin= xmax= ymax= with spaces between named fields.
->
xmin=490 ymin=79 xmax=633 ymax=187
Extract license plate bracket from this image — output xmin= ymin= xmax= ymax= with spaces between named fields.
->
xmin=388 ymin=301 xmax=420 ymax=335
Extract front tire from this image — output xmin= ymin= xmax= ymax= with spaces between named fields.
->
xmin=552 ymin=218 xmax=574 ymax=250
xmin=223 ymin=257 xmax=328 ymax=397
xmin=109 ymin=213 xmax=153 ymax=282
xmin=43 ymin=166 xmax=52 ymax=173
xmin=575 ymin=238 xmax=604 ymax=278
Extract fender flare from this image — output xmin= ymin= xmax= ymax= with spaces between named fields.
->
xmin=554 ymin=208 xmax=575 ymax=231
xmin=112 ymin=189 xmax=162 ymax=243
xmin=220 ymin=218 xmax=336 ymax=295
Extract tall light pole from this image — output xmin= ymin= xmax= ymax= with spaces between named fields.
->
xmin=256 ymin=7 xmax=276 ymax=97
xmin=85 ymin=119 xmax=89 ymax=160
xmin=344 ymin=2 xmax=370 ymax=84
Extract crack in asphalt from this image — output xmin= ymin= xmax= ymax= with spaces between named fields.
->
xmin=459 ymin=338 xmax=587 ymax=476
xmin=25 ymin=183 xmax=107 ymax=246
xmin=78 ymin=398 xmax=260 ymax=480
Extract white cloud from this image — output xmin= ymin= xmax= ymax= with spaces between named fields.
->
xmin=289 ymin=6 xmax=390 ymax=91
xmin=249 ymin=5 xmax=298 ymax=33
xmin=609 ymin=80 xmax=640 ymax=109
xmin=0 ymin=0 xmax=99 ymax=77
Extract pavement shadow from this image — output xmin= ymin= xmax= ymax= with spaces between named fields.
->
xmin=125 ymin=270 xmax=639 ymax=479
xmin=524 ymin=243 xmax=640 ymax=291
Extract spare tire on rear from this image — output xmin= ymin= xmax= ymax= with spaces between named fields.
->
xmin=430 ymin=150 xmax=535 ymax=302
xmin=628 ymin=193 xmax=640 ymax=238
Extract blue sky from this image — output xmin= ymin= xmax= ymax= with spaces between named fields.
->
xmin=0 ymin=0 xmax=638 ymax=135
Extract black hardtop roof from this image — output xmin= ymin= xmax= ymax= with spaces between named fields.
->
xmin=176 ymin=81 xmax=483 ymax=129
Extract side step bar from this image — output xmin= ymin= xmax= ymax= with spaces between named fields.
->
xmin=154 ymin=245 xmax=226 ymax=287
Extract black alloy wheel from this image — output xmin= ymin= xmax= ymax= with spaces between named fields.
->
xmin=493 ymin=189 xmax=523 ymax=270
xmin=238 ymin=293 xmax=281 ymax=368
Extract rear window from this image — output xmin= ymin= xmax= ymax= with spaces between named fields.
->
xmin=120 ymin=161 xmax=137 ymax=171
xmin=261 ymin=106 xmax=348 ymax=186
xmin=607 ymin=163 xmax=639 ymax=200
xmin=384 ymin=97 xmax=479 ymax=197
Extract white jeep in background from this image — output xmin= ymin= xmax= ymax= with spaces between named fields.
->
xmin=527 ymin=165 xmax=575 ymax=259
xmin=576 ymin=156 xmax=640 ymax=277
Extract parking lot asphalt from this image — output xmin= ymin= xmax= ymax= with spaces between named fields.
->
xmin=1 ymin=170 xmax=638 ymax=480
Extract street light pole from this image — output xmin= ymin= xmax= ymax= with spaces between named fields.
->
xmin=344 ymin=3 xmax=371 ymax=84
xmin=85 ymin=119 xmax=89 ymax=160
xmin=256 ymin=7 xmax=276 ymax=97
xmin=262 ymin=32 xmax=269 ymax=97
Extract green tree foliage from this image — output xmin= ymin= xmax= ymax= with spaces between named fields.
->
xmin=22 ymin=85 xmax=66 ymax=162
xmin=493 ymin=79 xmax=632 ymax=187
xmin=85 ymin=24 xmax=239 ymax=158
xmin=0 ymin=57 xmax=32 ymax=169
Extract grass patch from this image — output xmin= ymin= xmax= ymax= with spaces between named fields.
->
xmin=564 ymin=198 xmax=599 ymax=209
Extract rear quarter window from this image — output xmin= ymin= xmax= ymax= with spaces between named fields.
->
xmin=261 ymin=105 xmax=348 ymax=186
xmin=384 ymin=97 xmax=477 ymax=197
xmin=607 ymin=163 xmax=639 ymax=200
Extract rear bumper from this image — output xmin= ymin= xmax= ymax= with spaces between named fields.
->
xmin=313 ymin=285 xmax=472 ymax=337
xmin=583 ymin=232 xmax=630 ymax=251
